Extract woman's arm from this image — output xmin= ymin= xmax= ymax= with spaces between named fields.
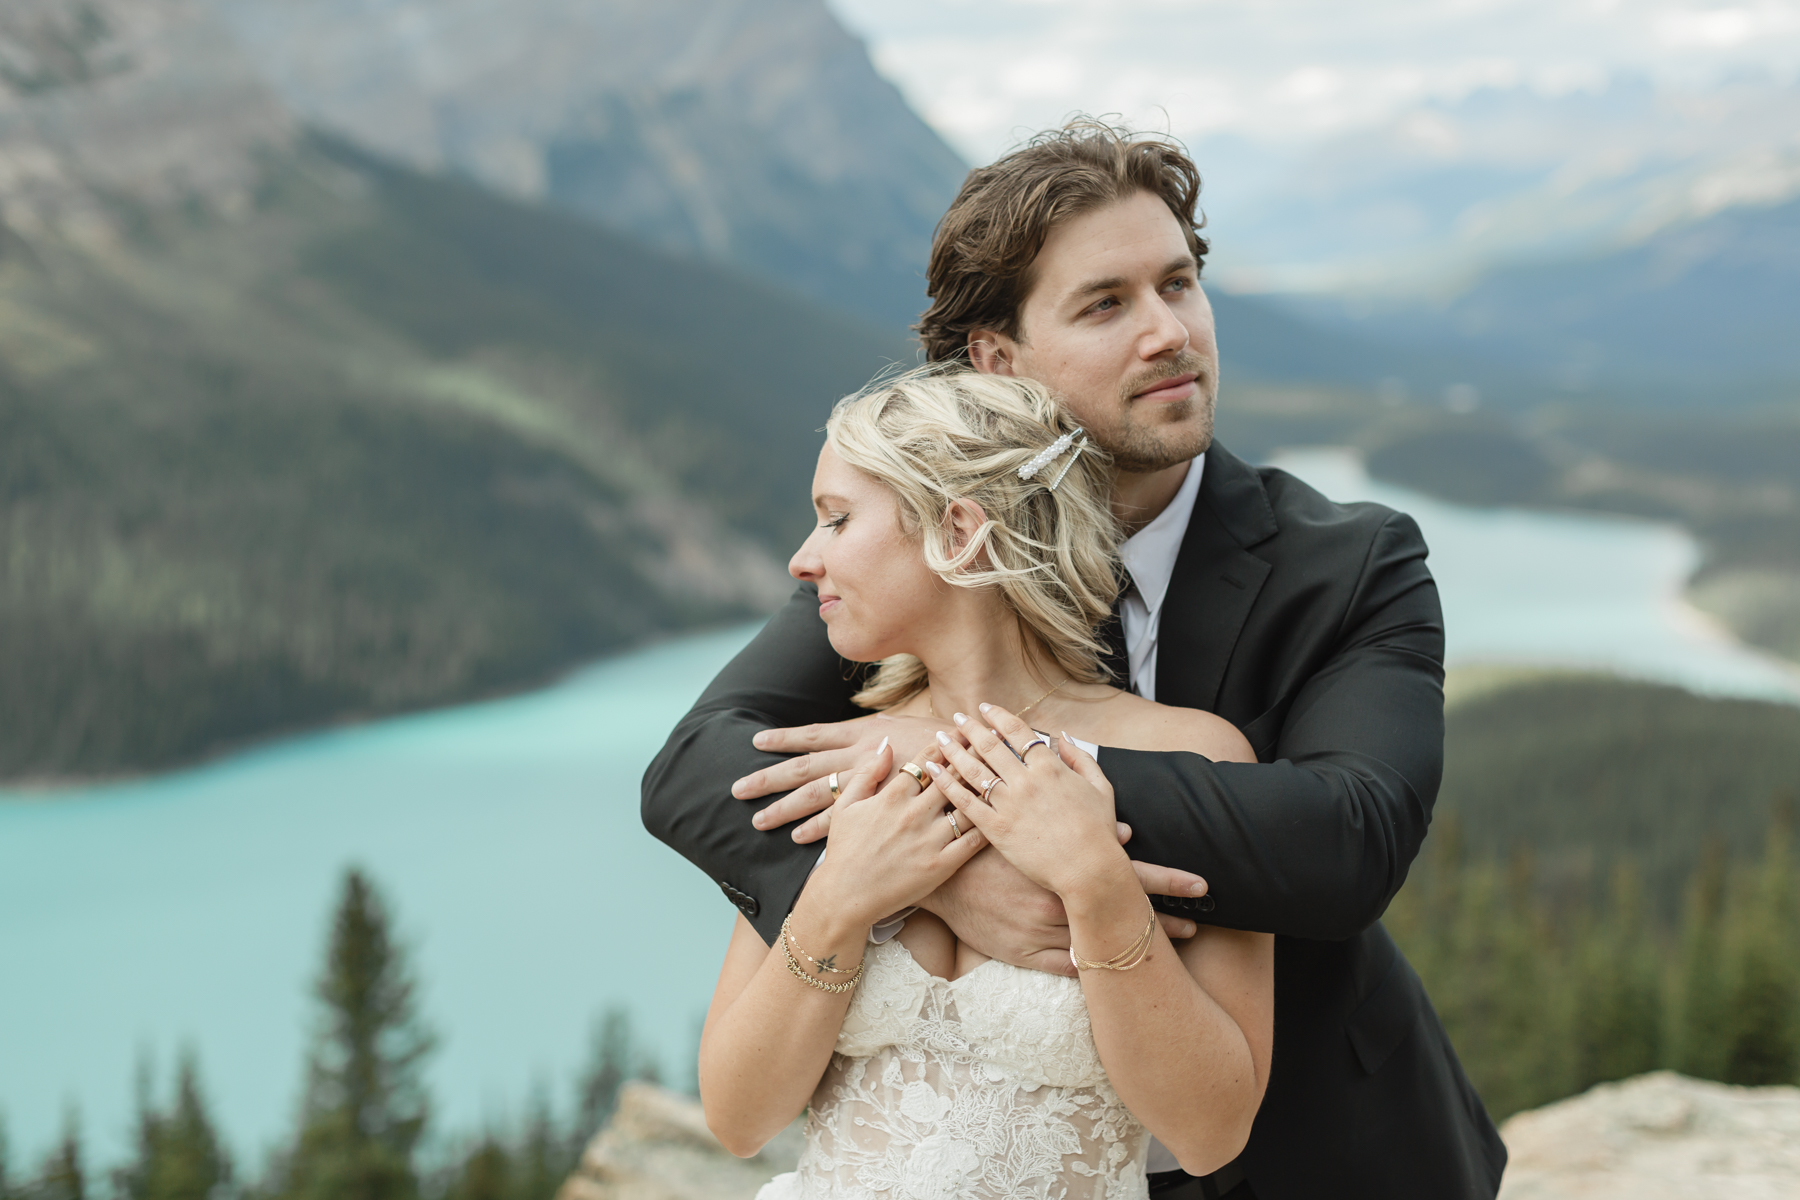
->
xmin=931 ymin=705 xmax=1273 ymax=1176
xmin=698 ymin=743 xmax=987 ymax=1156
xmin=1063 ymin=866 xmax=1274 ymax=1174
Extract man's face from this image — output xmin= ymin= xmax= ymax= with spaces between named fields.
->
xmin=971 ymin=190 xmax=1217 ymax=473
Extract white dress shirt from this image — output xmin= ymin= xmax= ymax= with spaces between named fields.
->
xmin=1117 ymin=453 xmax=1204 ymax=703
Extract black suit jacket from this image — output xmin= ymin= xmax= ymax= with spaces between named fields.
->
xmin=642 ymin=443 xmax=1506 ymax=1198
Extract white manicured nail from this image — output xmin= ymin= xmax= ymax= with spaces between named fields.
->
xmin=936 ymin=730 xmax=951 ymax=746
xmin=952 ymin=712 xmax=967 ymax=726
xmin=877 ymin=736 xmax=889 ymax=754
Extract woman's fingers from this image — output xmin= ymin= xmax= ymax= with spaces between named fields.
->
xmin=936 ymin=724 xmax=1021 ymax=793
xmin=976 ymin=702 xmax=1048 ymax=764
xmin=925 ymin=760 xmax=1001 ymax=834
xmin=787 ymin=738 xmax=893 ymax=843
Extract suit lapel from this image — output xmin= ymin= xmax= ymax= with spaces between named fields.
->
xmin=1155 ymin=444 xmax=1277 ymax=712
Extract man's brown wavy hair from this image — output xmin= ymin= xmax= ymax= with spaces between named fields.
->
xmin=916 ymin=119 xmax=1208 ymax=364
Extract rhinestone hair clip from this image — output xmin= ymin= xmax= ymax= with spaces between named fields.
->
xmin=1017 ymin=428 xmax=1088 ymax=491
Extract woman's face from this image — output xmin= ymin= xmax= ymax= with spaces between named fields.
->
xmin=789 ymin=440 xmax=946 ymax=662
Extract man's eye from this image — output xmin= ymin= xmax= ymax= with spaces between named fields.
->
xmin=1165 ymin=277 xmax=1189 ymax=292
xmin=1091 ymin=297 xmax=1118 ymax=314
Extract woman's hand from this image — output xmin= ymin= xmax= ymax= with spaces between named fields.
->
xmin=927 ymin=704 xmax=1133 ymax=905
xmin=804 ymin=738 xmax=989 ymax=930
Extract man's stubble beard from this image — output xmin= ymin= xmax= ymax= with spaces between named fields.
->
xmin=1091 ymin=349 xmax=1216 ymax=474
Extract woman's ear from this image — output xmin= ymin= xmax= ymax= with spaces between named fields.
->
xmin=944 ymin=497 xmax=991 ymax=566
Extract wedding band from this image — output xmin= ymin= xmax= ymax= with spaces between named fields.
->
xmin=946 ymin=810 xmax=962 ymax=839
xmin=900 ymin=762 xmax=929 ymax=791
xmin=1018 ymin=734 xmax=1053 ymax=761
xmin=827 ymin=772 xmax=841 ymax=800
xmin=981 ymin=776 xmax=1003 ymax=798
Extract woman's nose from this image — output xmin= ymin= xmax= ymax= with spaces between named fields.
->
xmin=789 ymin=532 xmax=824 ymax=581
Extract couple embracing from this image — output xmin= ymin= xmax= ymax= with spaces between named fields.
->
xmin=642 ymin=122 xmax=1507 ymax=1199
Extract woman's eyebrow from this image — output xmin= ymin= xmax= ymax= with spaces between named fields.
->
xmin=813 ymin=493 xmax=852 ymax=508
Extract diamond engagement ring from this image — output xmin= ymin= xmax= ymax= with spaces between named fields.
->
xmin=981 ymin=776 xmax=1003 ymax=797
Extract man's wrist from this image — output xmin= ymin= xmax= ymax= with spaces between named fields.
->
xmin=1056 ymin=851 xmax=1140 ymax=921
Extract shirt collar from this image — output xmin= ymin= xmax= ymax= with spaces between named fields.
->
xmin=1118 ymin=454 xmax=1205 ymax=619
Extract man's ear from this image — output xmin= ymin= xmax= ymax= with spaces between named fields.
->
xmin=967 ymin=330 xmax=1019 ymax=376
xmin=944 ymin=497 xmax=991 ymax=564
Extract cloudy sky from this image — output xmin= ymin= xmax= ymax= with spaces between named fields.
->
xmin=825 ymin=0 xmax=1800 ymax=162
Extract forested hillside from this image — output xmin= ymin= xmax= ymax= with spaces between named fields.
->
xmin=1388 ymin=672 xmax=1800 ymax=1118
xmin=0 ymin=132 xmax=905 ymax=780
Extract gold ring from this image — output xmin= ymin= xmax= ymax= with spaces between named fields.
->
xmin=827 ymin=772 xmax=841 ymax=800
xmin=946 ymin=810 xmax=962 ymax=839
xmin=981 ymin=776 xmax=1003 ymax=798
xmin=900 ymin=762 xmax=929 ymax=791
xmin=1018 ymin=733 xmax=1053 ymax=761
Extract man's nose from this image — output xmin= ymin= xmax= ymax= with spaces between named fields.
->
xmin=1137 ymin=294 xmax=1189 ymax=358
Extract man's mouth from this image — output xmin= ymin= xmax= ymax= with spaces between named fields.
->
xmin=1131 ymin=372 xmax=1199 ymax=403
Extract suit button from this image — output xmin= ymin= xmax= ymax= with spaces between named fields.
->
xmin=718 ymin=881 xmax=759 ymax=917
xmin=1196 ymin=895 xmax=1216 ymax=912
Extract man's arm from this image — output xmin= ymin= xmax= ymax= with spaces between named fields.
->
xmin=1107 ymin=512 xmax=1444 ymax=941
xmin=640 ymin=583 xmax=863 ymax=944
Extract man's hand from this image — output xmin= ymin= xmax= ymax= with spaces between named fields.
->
xmin=921 ymin=825 xmax=1209 ymax=977
xmin=737 ymin=712 xmax=949 ymax=842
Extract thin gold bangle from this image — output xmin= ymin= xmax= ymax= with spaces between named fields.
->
xmin=782 ymin=928 xmax=863 ymax=994
xmin=1070 ymin=902 xmax=1157 ymax=972
xmin=782 ymin=912 xmax=858 ymax=974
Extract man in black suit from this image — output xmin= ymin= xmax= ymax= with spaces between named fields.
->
xmin=643 ymin=122 xmax=1505 ymax=1198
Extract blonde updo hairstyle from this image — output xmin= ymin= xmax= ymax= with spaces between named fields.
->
xmin=826 ymin=367 xmax=1123 ymax=712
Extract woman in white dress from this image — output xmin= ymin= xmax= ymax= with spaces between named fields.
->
xmin=698 ymin=369 xmax=1274 ymax=1199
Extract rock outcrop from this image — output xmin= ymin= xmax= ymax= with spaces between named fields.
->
xmin=1498 ymin=1071 xmax=1800 ymax=1199
xmin=558 ymin=1082 xmax=801 ymax=1200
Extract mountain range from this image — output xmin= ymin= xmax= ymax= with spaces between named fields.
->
xmin=0 ymin=0 xmax=905 ymax=779
xmin=202 ymin=0 xmax=969 ymax=332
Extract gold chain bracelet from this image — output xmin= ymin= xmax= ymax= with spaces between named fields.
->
xmin=782 ymin=912 xmax=858 ymax=974
xmin=781 ymin=914 xmax=864 ymax=994
xmin=1070 ymin=902 xmax=1157 ymax=972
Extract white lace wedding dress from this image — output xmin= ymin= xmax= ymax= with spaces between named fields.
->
xmin=756 ymin=936 xmax=1150 ymax=1200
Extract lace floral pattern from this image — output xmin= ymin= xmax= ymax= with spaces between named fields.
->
xmin=756 ymin=938 xmax=1149 ymax=1200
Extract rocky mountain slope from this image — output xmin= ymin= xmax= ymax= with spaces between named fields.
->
xmin=0 ymin=0 xmax=904 ymax=780
xmin=202 ymin=0 xmax=970 ymax=331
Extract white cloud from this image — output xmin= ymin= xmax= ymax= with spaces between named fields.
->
xmin=827 ymin=0 xmax=1800 ymax=160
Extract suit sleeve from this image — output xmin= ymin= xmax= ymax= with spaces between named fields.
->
xmin=1105 ymin=513 xmax=1444 ymax=941
xmin=640 ymin=582 xmax=865 ymax=944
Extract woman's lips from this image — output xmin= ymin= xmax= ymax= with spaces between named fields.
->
xmin=1133 ymin=373 xmax=1198 ymax=404
xmin=818 ymin=595 xmax=841 ymax=616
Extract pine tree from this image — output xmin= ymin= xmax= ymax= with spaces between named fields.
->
xmin=510 ymin=1091 xmax=565 ymax=1200
xmin=276 ymin=867 xmax=435 ymax=1200
xmin=1722 ymin=819 xmax=1800 ymax=1085
xmin=1 ymin=1111 xmax=15 ymax=1200
xmin=1671 ymin=840 xmax=1730 ymax=1079
xmin=573 ymin=1009 xmax=632 ymax=1146
xmin=31 ymin=1110 xmax=84 ymax=1200
xmin=441 ymin=1137 xmax=508 ymax=1200
xmin=1572 ymin=864 xmax=1662 ymax=1089
xmin=119 ymin=1049 xmax=232 ymax=1200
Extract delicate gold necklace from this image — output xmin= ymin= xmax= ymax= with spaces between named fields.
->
xmin=926 ymin=677 xmax=1065 ymax=723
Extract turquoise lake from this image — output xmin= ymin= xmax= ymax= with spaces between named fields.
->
xmin=4 ymin=451 xmax=1797 ymax=1164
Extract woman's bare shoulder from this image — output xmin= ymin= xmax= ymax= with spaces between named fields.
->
xmin=1085 ymin=692 xmax=1256 ymax=763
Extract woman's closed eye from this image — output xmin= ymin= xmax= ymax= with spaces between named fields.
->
xmin=820 ymin=512 xmax=849 ymax=531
